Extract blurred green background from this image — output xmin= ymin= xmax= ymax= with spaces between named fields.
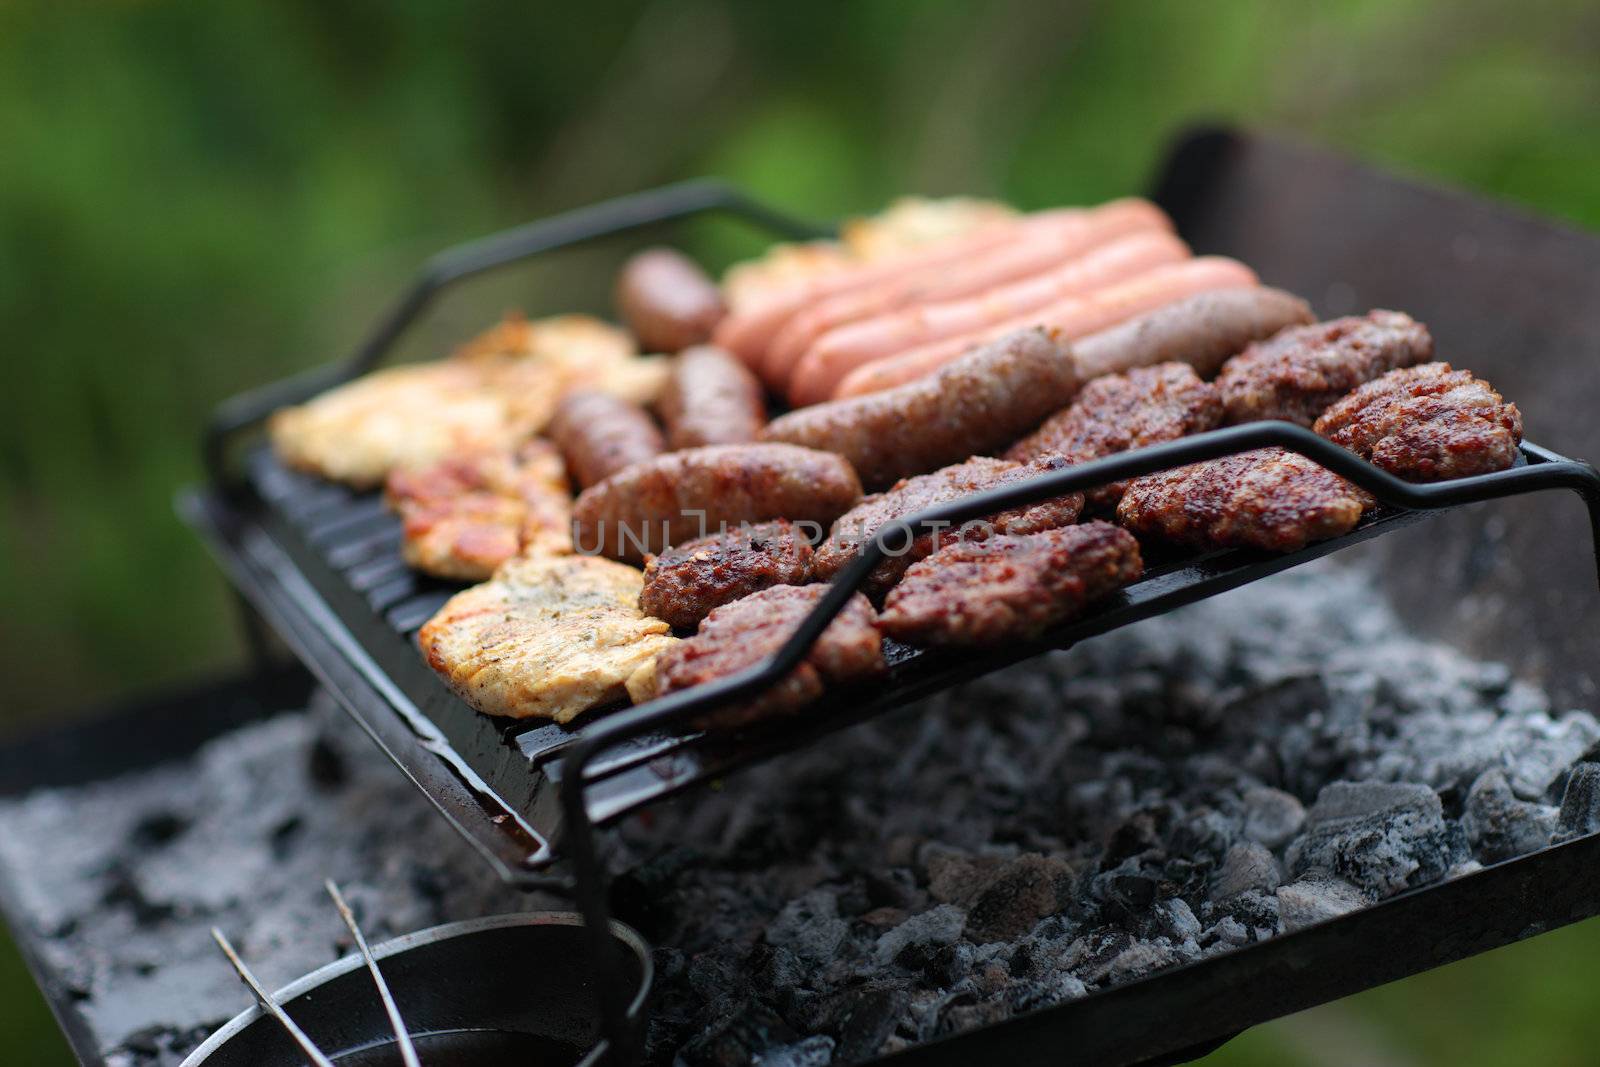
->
xmin=2 ymin=0 xmax=1599 ymax=1062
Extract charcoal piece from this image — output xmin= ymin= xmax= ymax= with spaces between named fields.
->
xmin=1078 ymin=937 xmax=1183 ymax=986
xmin=1276 ymin=876 xmax=1367 ymax=932
xmin=1285 ymin=781 xmax=1452 ymax=898
xmin=755 ymin=1035 xmax=837 ymax=1067
xmin=765 ymin=890 xmax=849 ymax=965
xmin=1152 ymin=897 xmax=1202 ymax=944
xmin=1503 ymin=713 xmax=1600 ymax=800
xmin=1211 ymin=842 xmax=1281 ymax=900
xmin=1240 ymin=786 xmax=1306 ymax=849
xmin=678 ymin=1001 xmax=801 ymax=1067
xmin=937 ymin=996 xmax=1010 ymax=1037
xmin=924 ymin=941 xmax=976 ymax=986
xmin=1556 ymin=763 xmax=1600 ymax=842
xmin=822 ymin=984 xmax=909 ymax=1062
xmin=924 ymin=849 xmax=1005 ymax=905
xmin=874 ymin=904 xmax=966 ymax=966
xmin=965 ymin=855 xmax=1072 ymax=942
xmin=1461 ymin=769 xmax=1558 ymax=862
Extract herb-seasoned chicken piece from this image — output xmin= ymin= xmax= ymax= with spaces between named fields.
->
xmin=879 ymin=522 xmax=1142 ymax=646
xmin=1314 ymin=363 xmax=1522 ymax=481
xmin=385 ymin=440 xmax=572 ymax=581
xmin=640 ymin=520 xmax=815 ymax=631
xmin=654 ymin=585 xmax=884 ymax=729
xmin=270 ymin=313 xmax=662 ymax=488
xmin=811 ymin=456 xmax=1084 ymax=598
xmin=1116 ymin=447 xmax=1374 ymax=553
xmin=419 ymin=555 xmax=676 ymax=723
xmin=1217 ymin=310 xmax=1433 ymax=427
xmin=1006 ymin=362 xmax=1223 ymax=509
xmin=270 ymin=361 xmax=558 ymax=490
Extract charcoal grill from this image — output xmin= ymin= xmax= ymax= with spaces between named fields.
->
xmin=176 ymin=128 xmax=1600 ymax=1066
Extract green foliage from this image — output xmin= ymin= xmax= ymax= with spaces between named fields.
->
xmin=0 ymin=1 xmax=1597 ymax=1062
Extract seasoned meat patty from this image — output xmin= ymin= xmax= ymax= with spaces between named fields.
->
xmin=572 ymin=443 xmax=862 ymax=563
xmin=1313 ymin=363 xmax=1523 ymax=481
xmin=1005 ymin=362 xmax=1223 ymax=509
xmin=385 ymin=440 xmax=572 ymax=581
xmin=1116 ymin=447 xmax=1374 ymax=553
xmin=419 ymin=554 xmax=677 ymax=722
xmin=640 ymin=520 xmax=815 ymax=631
xmin=1217 ymin=310 xmax=1433 ymax=427
xmin=654 ymin=585 xmax=885 ymax=728
xmin=879 ymin=522 xmax=1142 ymax=646
xmin=811 ymin=456 xmax=1085 ymax=598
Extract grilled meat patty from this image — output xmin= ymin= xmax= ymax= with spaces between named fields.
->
xmin=1005 ymin=362 xmax=1223 ymax=509
xmin=879 ymin=521 xmax=1142 ymax=646
xmin=385 ymin=440 xmax=572 ymax=581
xmin=1314 ymin=363 xmax=1523 ymax=481
xmin=419 ymin=554 xmax=677 ymax=722
xmin=640 ymin=520 xmax=816 ymax=631
xmin=1116 ymin=446 xmax=1374 ymax=553
xmin=655 ymin=584 xmax=885 ymax=728
xmin=572 ymin=443 xmax=862 ymax=564
xmin=811 ymin=456 xmax=1086 ymax=598
xmin=1217 ymin=310 xmax=1433 ymax=427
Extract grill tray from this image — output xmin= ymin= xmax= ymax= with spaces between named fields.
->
xmin=180 ymin=126 xmax=1600 ymax=1067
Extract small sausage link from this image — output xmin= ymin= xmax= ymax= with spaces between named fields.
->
xmin=657 ymin=345 xmax=768 ymax=450
xmin=547 ymin=390 xmax=665 ymax=490
xmin=614 ymin=247 xmax=726 ymax=353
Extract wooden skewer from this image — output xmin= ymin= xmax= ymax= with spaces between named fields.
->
xmin=210 ymin=926 xmax=337 ymax=1067
xmin=326 ymin=879 xmax=422 ymax=1067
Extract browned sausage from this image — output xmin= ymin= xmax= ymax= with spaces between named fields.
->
xmin=834 ymin=257 xmax=1257 ymax=398
xmin=657 ymin=345 xmax=767 ymax=450
xmin=614 ymin=247 xmax=726 ymax=353
xmin=1072 ymin=286 xmax=1315 ymax=380
xmin=572 ymin=443 xmax=862 ymax=563
xmin=761 ymin=327 xmax=1079 ymax=490
xmin=547 ymin=390 xmax=665 ymax=490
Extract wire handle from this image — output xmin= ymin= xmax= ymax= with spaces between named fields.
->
xmin=203 ymin=180 xmax=829 ymax=490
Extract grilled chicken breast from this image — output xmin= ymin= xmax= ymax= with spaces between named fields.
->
xmin=419 ymin=554 xmax=677 ymax=722
xmin=386 ymin=440 xmax=573 ymax=582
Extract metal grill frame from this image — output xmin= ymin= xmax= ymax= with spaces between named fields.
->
xmin=182 ymin=129 xmax=1600 ymax=1066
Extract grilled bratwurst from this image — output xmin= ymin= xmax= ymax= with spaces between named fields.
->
xmin=763 ymin=327 xmax=1080 ymax=490
xmin=1314 ymin=363 xmax=1523 ymax=481
xmin=1116 ymin=447 xmax=1374 ymax=553
xmin=654 ymin=584 xmax=885 ymax=729
xmin=1217 ymin=310 xmax=1433 ymax=427
xmin=572 ymin=443 xmax=862 ymax=563
xmin=640 ymin=519 xmax=815 ymax=631
xmin=1005 ymin=362 xmax=1223 ymax=511
xmin=1071 ymin=286 xmax=1314 ymax=380
xmin=879 ymin=521 xmax=1142 ymax=646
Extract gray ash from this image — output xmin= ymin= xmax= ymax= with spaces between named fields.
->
xmin=0 ymin=692 xmax=537 ymax=1065
xmin=608 ymin=564 xmax=1600 ymax=1064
